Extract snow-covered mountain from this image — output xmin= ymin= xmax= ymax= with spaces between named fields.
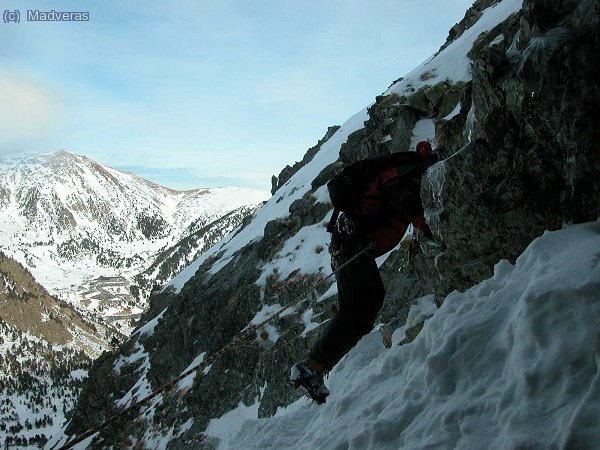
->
xmin=58 ymin=0 xmax=600 ymax=448
xmin=0 ymin=150 xmax=269 ymax=331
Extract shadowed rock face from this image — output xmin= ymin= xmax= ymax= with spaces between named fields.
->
xmin=421 ymin=0 xmax=600 ymax=295
xmin=64 ymin=1 xmax=600 ymax=448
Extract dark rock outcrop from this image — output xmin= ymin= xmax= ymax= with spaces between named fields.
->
xmin=423 ymin=0 xmax=600 ymax=293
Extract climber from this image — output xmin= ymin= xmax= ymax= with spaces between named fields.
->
xmin=290 ymin=140 xmax=438 ymax=403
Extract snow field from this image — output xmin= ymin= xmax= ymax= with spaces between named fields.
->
xmin=210 ymin=220 xmax=600 ymax=449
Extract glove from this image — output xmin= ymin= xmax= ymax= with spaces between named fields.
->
xmin=336 ymin=212 xmax=357 ymax=235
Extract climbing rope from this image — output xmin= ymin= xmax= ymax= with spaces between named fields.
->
xmin=59 ymin=242 xmax=375 ymax=450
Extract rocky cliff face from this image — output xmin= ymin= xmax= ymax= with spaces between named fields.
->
xmin=61 ymin=0 xmax=599 ymax=448
xmin=422 ymin=0 xmax=599 ymax=292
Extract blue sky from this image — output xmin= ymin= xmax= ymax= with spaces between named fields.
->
xmin=1 ymin=0 xmax=474 ymax=191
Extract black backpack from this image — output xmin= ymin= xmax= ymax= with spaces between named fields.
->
xmin=326 ymin=152 xmax=425 ymax=232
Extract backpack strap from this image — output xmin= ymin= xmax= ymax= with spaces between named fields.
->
xmin=327 ymin=208 xmax=340 ymax=233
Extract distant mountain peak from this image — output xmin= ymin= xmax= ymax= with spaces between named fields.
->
xmin=0 ymin=150 xmax=270 ymax=333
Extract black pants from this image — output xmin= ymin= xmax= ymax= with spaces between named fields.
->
xmin=309 ymin=233 xmax=385 ymax=370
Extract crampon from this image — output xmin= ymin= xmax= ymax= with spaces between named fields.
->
xmin=290 ymin=361 xmax=330 ymax=404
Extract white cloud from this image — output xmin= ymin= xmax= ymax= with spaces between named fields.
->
xmin=0 ymin=70 xmax=64 ymax=153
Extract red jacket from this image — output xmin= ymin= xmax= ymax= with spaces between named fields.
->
xmin=349 ymin=159 xmax=431 ymax=257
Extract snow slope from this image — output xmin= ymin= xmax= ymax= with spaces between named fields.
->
xmin=210 ymin=219 xmax=600 ymax=449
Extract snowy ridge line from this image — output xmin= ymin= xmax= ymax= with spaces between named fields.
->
xmin=59 ymin=243 xmax=374 ymax=449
